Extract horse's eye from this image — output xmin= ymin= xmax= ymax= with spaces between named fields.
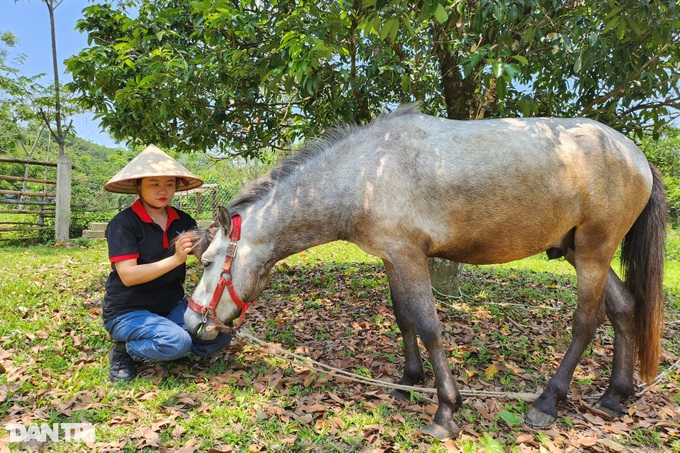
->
xmin=201 ymin=260 xmax=213 ymax=268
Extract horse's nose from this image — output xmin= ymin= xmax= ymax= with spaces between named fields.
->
xmin=184 ymin=309 xmax=220 ymax=341
xmin=183 ymin=309 xmax=203 ymax=338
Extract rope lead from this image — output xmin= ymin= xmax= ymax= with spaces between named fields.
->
xmin=235 ymin=327 xmax=539 ymax=402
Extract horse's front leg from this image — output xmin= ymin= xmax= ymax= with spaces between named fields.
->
xmin=383 ymin=259 xmax=426 ymax=394
xmin=525 ymin=250 xmax=609 ymax=427
xmin=383 ymin=255 xmax=461 ymax=440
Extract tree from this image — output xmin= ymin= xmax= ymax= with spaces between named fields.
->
xmin=643 ymin=127 xmax=680 ymax=224
xmin=66 ymin=0 xmax=679 ymax=157
xmin=11 ymin=0 xmax=76 ymax=240
xmin=41 ymin=0 xmax=72 ymax=242
xmin=4 ymin=0 xmax=82 ymax=241
xmin=0 ymin=31 xmax=54 ymax=195
xmin=65 ymin=0 xmax=679 ymax=289
xmin=66 ymin=0 xmax=400 ymax=156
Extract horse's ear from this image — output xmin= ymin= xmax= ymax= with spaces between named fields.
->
xmin=218 ymin=206 xmax=233 ymax=236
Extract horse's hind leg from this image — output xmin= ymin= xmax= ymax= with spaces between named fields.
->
xmin=558 ymin=253 xmax=636 ymax=416
xmin=596 ymin=268 xmax=636 ymax=416
xmin=383 ymin=255 xmax=462 ymax=440
xmin=525 ymin=247 xmax=610 ymax=427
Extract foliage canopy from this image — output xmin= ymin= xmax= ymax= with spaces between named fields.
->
xmin=65 ymin=0 xmax=680 ymax=157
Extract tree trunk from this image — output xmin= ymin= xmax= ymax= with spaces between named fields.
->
xmin=428 ymin=257 xmax=463 ymax=298
xmin=432 ymin=22 xmax=479 ymax=120
xmin=55 ymin=155 xmax=72 ymax=243
xmin=46 ymin=0 xmax=71 ymax=242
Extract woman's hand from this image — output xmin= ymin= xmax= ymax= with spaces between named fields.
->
xmin=208 ymin=226 xmax=219 ymax=241
xmin=115 ymin=234 xmax=195 ymax=287
xmin=173 ymin=234 xmax=193 ymax=264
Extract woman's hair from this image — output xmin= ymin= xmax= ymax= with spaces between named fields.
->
xmin=135 ymin=177 xmax=180 ymax=189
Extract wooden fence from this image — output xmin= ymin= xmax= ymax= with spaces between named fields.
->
xmin=0 ymin=157 xmax=58 ymax=241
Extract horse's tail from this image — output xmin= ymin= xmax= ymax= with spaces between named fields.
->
xmin=620 ymin=164 xmax=667 ymax=384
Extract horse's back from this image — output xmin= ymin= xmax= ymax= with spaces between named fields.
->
xmin=347 ymin=111 xmax=653 ymax=264
xmin=389 ymin=113 xmax=649 ymax=179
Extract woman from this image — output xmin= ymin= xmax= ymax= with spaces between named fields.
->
xmin=103 ymin=145 xmax=231 ymax=382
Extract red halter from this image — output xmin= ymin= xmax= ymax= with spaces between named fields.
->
xmin=188 ymin=215 xmax=255 ymax=332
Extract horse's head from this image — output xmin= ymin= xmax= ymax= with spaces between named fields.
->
xmin=184 ymin=206 xmax=268 ymax=341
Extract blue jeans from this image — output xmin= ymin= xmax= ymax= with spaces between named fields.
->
xmin=104 ymin=299 xmax=232 ymax=362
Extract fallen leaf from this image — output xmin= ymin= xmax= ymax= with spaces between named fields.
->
xmin=579 ymin=436 xmax=597 ymax=447
xmin=485 ymin=363 xmax=499 ymax=380
xmin=515 ymin=433 xmax=535 ymax=444
xmin=296 ymin=414 xmax=313 ymax=424
xmin=579 ymin=399 xmax=613 ymax=420
xmin=137 ymin=429 xmax=160 ymax=447
xmin=597 ymin=437 xmax=627 ymax=452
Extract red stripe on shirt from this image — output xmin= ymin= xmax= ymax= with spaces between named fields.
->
xmin=133 ymin=200 xmax=181 ymax=249
xmin=131 ymin=199 xmax=152 ymax=223
xmin=163 ymin=207 xmax=181 ymax=249
xmin=110 ymin=253 xmax=139 ymax=263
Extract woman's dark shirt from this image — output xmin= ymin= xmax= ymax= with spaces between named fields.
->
xmin=103 ymin=199 xmax=196 ymax=324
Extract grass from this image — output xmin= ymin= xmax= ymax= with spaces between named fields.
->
xmin=0 ymin=237 xmax=678 ymax=452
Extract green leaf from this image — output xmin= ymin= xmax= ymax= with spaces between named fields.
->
xmin=466 ymin=45 xmax=489 ymax=74
xmin=498 ymin=411 xmax=522 ymax=426
xmin=434 ymin=4 xmax=448 ymax=24
xmin=616 ymin=19 xmax=626 ymax=41
xmin=389 ymin=18 xmax=400 ymax=41
xmin=492 ymin=60 xmax=503 ymax=78
xmin=573 ymin=56 xmax=582 ymax=73
xmin=625 ymin=17 xmax=642 ymax=36
xmin=511 ymin=55 xmax=528 ymax=65
xmin=380 ymin=18 xmax=399 ymax=41
xmin=604 ymin=6 xmax=623 ymax=21
xmin=502 ymin=63 xmax=520 ymax=79
xmin=496 ymin=76 xmax=506 ymax=99
xmin=480 ymin=433 xmax=505 ymax=453
xmin=371 ymin=15 xmax=382 ymax=36
xmin=603 ymin=17 xmax=619 ymax=34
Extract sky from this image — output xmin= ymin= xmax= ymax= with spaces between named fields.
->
xmin=0 ymin=0 xmax=122 ymax=148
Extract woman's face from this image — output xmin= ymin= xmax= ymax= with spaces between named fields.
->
xmin=139 ymin=177 xmax=177 ymax=208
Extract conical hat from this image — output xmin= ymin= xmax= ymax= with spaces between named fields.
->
xmin=104 ymin=145 xmax=203 ymax=194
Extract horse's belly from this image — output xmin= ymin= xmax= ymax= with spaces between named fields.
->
xmin=431 ymin=220 xmax=576 ymax=265
xmin=437 ymin=242 xmax=547 ymax=265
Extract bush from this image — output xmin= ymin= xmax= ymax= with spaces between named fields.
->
xmin=667 ymin=228 xmax=680 ymax=262
xmin=36 ymin=210 xmax=117 ymax=244
xmin=643 ymin=128 xmax=680 ymax=227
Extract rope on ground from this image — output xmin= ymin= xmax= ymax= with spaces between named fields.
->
xmin=235 ymin=327 xmax=538 ymax=403
xmin=431 ymin=286 xmax=464 ymax=300
xmin=236 ymin=327 xmax=673 ymax=403
xmin=433 ymin=286 xmax=563 ymax=312
xmin=635 ymin=358 xmax=680 ymax=398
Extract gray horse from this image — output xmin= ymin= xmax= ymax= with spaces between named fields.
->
xmin=184 ymin=104 xmax=666 ymax=440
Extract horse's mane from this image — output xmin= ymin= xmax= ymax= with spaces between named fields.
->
xmin=228 ymin=103 xmax=421 ymax=214
xmin=175 ymin=225 xmax=215 ymax=263
xmin=181 ymin=103 xmax=421 ymax=260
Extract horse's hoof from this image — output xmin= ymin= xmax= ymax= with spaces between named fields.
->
xmin=389 ymin=388 xmax=411 ymax=402
xmin=421 ymin=421 xmax=460 ymax=441
xmin=524 ymin=407 xmax=556 ymax=428
xmin=593 ymin=401 xmax=623 ymax=419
